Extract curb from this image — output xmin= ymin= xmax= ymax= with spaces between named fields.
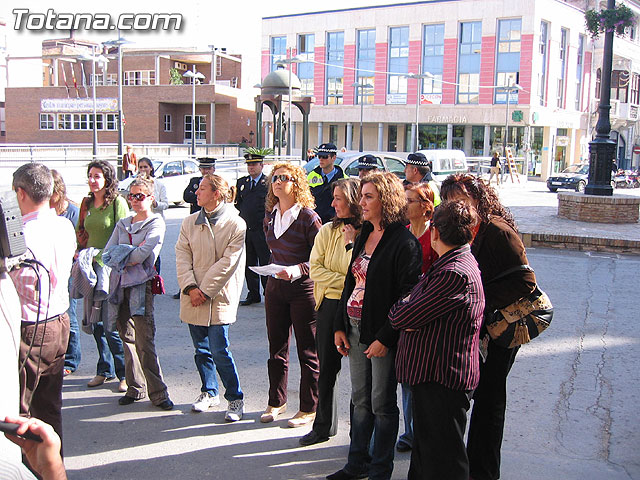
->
xmin=520 ymin=231 xmax=640 ymax=254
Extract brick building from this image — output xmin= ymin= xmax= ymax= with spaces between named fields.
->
xmin=262 ymin=0 xmax=640 ymax=179
xmin=5 ymin=37 xmax=256 ymax=146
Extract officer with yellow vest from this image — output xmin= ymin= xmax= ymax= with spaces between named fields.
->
xmin=306 ymin=143 xmax=347 ymax=223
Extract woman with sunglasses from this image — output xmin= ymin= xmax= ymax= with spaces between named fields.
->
xmin=104 ymin=177 xmax=173 ymax=410
xmin=76 ymin=160 xmax=127 ymax=392
xmin=261 ymin=163 xmax=322 ymax=428
xmin=440 ymin=174 xmax=536 ymax=480
xmin=299 ymin=177 xmax=362 ymax=446
xmin=137 ymin=157 xmax=169 ymax=218
xmin=330 ymin=172 xmax=422 ymax=480
xmin=396 ymin=182 xmax=439 ymax=453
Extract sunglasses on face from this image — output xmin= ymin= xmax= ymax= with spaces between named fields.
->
xmin=317 ymin=155 xmax=329 ymax=159
xmin=128 ymin=192 xmax=149 ymax=201
xmin=271 ymin=174 xmax=294 ymax=184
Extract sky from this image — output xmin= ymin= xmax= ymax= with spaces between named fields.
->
xmin=1 ymin=0 xmax=398 ymax=87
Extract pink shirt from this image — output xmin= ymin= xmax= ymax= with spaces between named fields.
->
xmin=9 ymin=208 xmax=76 ymax=323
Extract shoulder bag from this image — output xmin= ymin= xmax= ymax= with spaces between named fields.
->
xmin=485 ymin=265 xmax=553 ymax=348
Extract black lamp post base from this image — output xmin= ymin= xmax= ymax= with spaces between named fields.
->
xmin=584 ymin=184 xmax=613 ymax=196
xmin=585 ymin=138 xmax=615 ymax=196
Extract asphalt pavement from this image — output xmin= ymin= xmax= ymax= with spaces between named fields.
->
xmin=57 ymin=178 xmax=640 ymax=479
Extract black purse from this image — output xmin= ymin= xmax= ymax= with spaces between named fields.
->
xmin=485 ymin=265 xmax=553 ymax=349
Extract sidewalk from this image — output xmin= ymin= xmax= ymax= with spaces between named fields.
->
xmin=496 ymin=178 xmax=640 ymax=254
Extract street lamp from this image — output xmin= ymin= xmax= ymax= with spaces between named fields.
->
xmin=104 ymin=37 xmax=132 ymax=168
xmin=504 ymin=81 xmax=523 ymax=159
xmin=276 ymin=56 xmax=302 ymax=156
xmin=405 ymin=73 xmax=433 ymax=151
xmin=80 ymin=47 xmax=109 ymax=160
xmin=183 ymin=69 xmax=205 ymax=157
xmin=352 ymin=82 xmax=373 ymax=152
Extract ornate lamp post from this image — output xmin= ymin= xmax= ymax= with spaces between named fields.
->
xmin=276 ymin=56 xmax=302 ymax=156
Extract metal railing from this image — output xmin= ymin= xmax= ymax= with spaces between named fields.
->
xmin=467 ymin=156 xmax=528 ymax=177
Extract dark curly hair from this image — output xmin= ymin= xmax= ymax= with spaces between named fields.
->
xmin=440 ymin=173 xmax=517 ymax=231
xmin=431 ymin=200 xmax=477 ymax=246
xmin=87 ymin=160 xmax=119 ymax=208
xmin=331 ymin=177 xmax=363 ymax=229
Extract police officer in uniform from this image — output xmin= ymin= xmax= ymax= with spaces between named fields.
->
xmin=356 ymin=153 xmax=380 ymax=178
xmin=404 ymin=151 xmax=441 ymax=205
xmin=306 ymin=143 xmax=347 ymax=224
xmin=235 ymin=152 xmax=270 ymax=306
xmin=183 ymin=157 xmax=216 ymax=214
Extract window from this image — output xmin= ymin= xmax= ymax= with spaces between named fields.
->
xmin=356 ymin=29 xmax=376 ymax=104
xmin=40 ymin=113 xmax=54 ymax=130
xmin=630 ymin=73 xmax=640 ymax=104
xmin=471 ymin=125 xmax=485 ymax=156
xmin=423 ymin=24 xmax=444 ymax=96
xmin=270 ymin=36 xmax=287 ymax=72
xmin=57 ymin=114 xmax=72 ymax=130
xmin=538 ymin=21 xmax=549 ymax=106
xmin=596 ymin=68 xmax=601 ymax=99
xmin=388 ymin=26 xmax=409 ymax=103
xmin=495 ymin=18 xmax=522 ymax=104
xmin=329 ymin=124 xmax=338 ymax=145
xmin=73 ymin=114 xmax=89 ymax=130
xmin=105 ymin=113 xmax=117 ymax=131
xmin=326 ymin=31 xmax=345 ymax=105
xmin=419 ymin=125 xmax=448 ymax=149
xmin=458 ymin=22 xmax=482 ymax=104
xmin=575 ymin=35 xmax=585 ymax=110
xmin=388 ymin=125 xmax=398 ymax=151
xmin=297 ymin=34 xmax=315 ymax=96
xmin=164 ymin=114 xmax=172 ymax=132
xmin=611 ymin=70 xmax=630 ymax=103
xmin=124 ymin=70 xmax=155 ymax=86
xmin=91 ymin=73 xmax=117 ymax=86
xmin=185 ymin=115 xmax=207 ymax=141
xmin=557 ymin=28 xmax=568 ymax=108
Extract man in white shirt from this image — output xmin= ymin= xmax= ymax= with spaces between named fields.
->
xmin=10 ymin=163 xmax=76 ymax=446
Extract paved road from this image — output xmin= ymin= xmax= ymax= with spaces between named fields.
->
xmin=59 ymin=203 xmax=640 ymax=480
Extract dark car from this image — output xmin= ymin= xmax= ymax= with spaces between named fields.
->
xmin=547 ymin=164 xmax=589 ymax=193
xmin=304 ymin=152 xmax=407 ymax=179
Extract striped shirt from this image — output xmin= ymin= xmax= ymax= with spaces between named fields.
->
xmin=9 ymin=208 xmax=76 ymax=323
xmin=265 ymin=207 xmax=322 ymax=277
xmin=389 ymin=244 xmax=484 ymax=390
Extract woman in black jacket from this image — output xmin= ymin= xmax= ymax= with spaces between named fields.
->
xmin=440 ymin=174 xmax=537 ymax=480
xmin=329 ymin=172 xmax=422 ymax=480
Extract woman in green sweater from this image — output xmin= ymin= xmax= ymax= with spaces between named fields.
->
xmin=77 ymin=160 xmax=128 ymax=391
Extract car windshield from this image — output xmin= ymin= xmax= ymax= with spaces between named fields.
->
xmin=562 ymin=164 xmax=588 ymax=175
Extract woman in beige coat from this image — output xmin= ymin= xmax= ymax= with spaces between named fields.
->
xmin=175 ymin=174 xmax=246 ymax=421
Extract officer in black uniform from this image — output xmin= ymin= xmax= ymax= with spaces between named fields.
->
xmin=235 ymin=152 xmax=270 ymax=306
xmin=173 ymin=157 xmax=217 ymax=298
xmin=183 ymin=157 xmax=216 ymax=214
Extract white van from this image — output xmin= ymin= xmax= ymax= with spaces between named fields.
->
xmin=417 ymin=149 xmax=468 ymax=183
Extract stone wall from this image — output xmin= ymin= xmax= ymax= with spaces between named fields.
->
xmin=558 ymin=192 xmax=640 ymax=224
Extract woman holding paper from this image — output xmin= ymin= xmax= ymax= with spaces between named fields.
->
xmin=261 ymin=163 xmax=323 ymax=428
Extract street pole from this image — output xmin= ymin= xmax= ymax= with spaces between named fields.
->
xmin=91 ymin=46 xmax=98 ymax=159
xmin=352 ymin=82 xmax=372 ymax=152
xmin=585 ymin=0 xmax=615 ymax=196
xmin=183 ymin=69 xmax=205 ymax=157
xmin=117 ymin=41 xmax=124 ymax=161
xmin=405 ymin=73 xmax=432 ymax=152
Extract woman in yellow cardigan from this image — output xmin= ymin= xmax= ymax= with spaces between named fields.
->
xmin=299 ymin=177 xmax=362 ymax=446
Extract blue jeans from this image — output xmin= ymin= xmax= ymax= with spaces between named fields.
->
xmin=64 ymin=277 xmax=81 ymax=371
xmin=188 ymin=324 xmax=243 ymax=401
xmin=344 ymin=325 xmax=399 ymax=480
xmin=93 ymin=320 xmax=126 ymax=380
xmin=397 ymin=383 xmax=413 ymax=448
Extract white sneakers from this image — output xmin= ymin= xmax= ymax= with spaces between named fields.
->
xmin=191 ymin=392 xmax=220 ymax=412
xmin=225 ymin=399 xmax=244 ymax=422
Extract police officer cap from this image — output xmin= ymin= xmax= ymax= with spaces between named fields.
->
xmin=317 ymin=143 xmax=338 ymax=155
xmin=197 ymin=157 xmax=216 ymax=168
xmin=244 ymin=153 xmax=265 ymax=163
xmin=357 ymin=154 xmax=379 ymax=170
xmin=406 ymin=152 xmax=430 ymax=167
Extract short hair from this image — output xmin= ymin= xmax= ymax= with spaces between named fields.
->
xmin=129 ymin=175 xmax=154 ymax=196
xmin=331 ymin=177 xmax=362 ymax=228
xmin=359 ymin=171 xmax=407 ymax=229
xmin=431 ymin=200 xmax=477 ymax=246
xmin=405 ymin=182 xmax=435 ymax=219
xmin=13 ymin=163 xmax=53 ymax=203
xmin=201 ymin=173 xmax=236 ymax=203
xmin=266 ymin=162 xmax=315 ymax=213
xmin=414 ymin=164 xmax=431 ymax=176
xmin=87 ymin=160 xmax=119 ymax=208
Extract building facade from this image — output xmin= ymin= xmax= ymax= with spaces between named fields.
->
xmin=262 ymin=0 xmax=640 ymax=179
xmin=5 ymin=38 xmax=256 ymax=147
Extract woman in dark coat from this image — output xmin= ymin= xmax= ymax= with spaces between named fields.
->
xmin=440 ymin=174 xmax=537 ymax=480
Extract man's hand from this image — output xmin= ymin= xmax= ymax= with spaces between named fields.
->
xmin=3 ymin=416 xmax=67 ymax=480
xmin=364 ymin=340 xmax=388 ymax=359
xmin=188 ymin=288 xmax=208 ymax=307
xmin=334 ymin=330 xmax=351 ymax=357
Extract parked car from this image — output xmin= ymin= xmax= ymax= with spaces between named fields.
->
xmin=304 ymin=152 xmax=407 ymax=179
xmin=546 ymin=164 xmax=589 ymax=192
xmin=118 ymin=158 xmax=199 ymax=205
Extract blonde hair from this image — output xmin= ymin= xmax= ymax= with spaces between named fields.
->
xmin=265 ymin=162 xmax=315 ymax=213
xmin=50 ymin=169 xmax=72 ymax=215
xmin=129 ymin=175 xmax=154 ymax=195
xmin=360 ymin=171 xmax=407 ymax=229
xmin=201 ymin=173 xmax=236 ymax=203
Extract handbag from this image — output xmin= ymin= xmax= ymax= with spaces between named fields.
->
xmin=485 ymin=265 xmax=553 ymax=349
xmin=127 ymin=231 xmax=165 ymax=295
xmin=76 ymin=197 xmax=91 ymax=249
